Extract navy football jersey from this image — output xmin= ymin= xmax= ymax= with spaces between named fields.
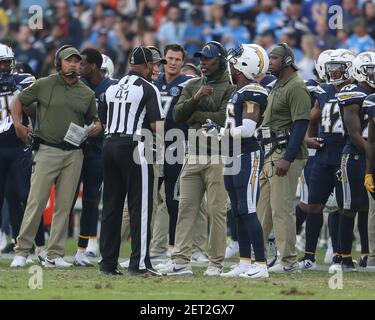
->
xmin=226 ymin=83 xmax=268 ymax=153
xmin=315 ymin=84 xmax=345 ymax=143
xmin=81 ymin=77 xmax=118 ymax=124
xmin=0 ymin=72 xmax=35 ymax=147
xmin=304 ymin=78 xmax=320 ymax=108
xmin=363 ymin=93 xmax=375 ymax=119
xmin=337 ymin=83 xmax=369 ymax=155
xmin=314 ymin=83 xmax=346 ymax=165
xmin=154 ymin=73 xmax=193 ymax=134
xmin=81 ymin=76 xmax=118 ymax=148
xmin=259 ymin=74 xmax=276 ymax=94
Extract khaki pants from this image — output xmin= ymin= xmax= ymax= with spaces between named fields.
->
xmin=368 ymin=193 xmax=375 ymax=266
xmin=257 ymin=150 xmax=305 ymax=267
xmin=148 ymin=182 xmax=209 ymax=255
xmin=193 ymin=198 xmax=208 ymax=253
xmin=121 ymin=178 xmax=209 ymax=255
xmin=15 ymin=145 xmax=83 ymax=259
xmin=172 ymin=156 xmax=227 ymax=268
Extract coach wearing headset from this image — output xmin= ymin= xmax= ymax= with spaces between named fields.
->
xmin=10 ymin=45 xmax=101 ymax=268
xmin=159 ymin=41 xmax=235 ymax=276
xmin=257 ymin=43 xmax=311 ymax=273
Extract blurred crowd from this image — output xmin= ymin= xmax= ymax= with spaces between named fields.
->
xmin=0 ymin=0 xmax=374 ymax=80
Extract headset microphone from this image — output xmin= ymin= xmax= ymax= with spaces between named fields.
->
xmin=62 ymin=71 xmax=80 ymax=77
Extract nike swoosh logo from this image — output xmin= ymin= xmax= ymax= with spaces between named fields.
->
xmin=253 ymin=93 xmax=260 ymax=96
xmin=247 ymin=271 xmax=260 ymax=276
xmin=283 ymin=266 xmax=298 ymax=272
xmin=172 ymin=266 xmax=187 ymax=272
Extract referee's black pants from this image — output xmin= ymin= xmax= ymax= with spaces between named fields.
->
xmin=99 ymin=137 xmax=153 ymax=272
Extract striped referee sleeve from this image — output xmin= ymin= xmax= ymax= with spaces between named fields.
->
xmin=144 ymin=81 xmax=165 ymax=122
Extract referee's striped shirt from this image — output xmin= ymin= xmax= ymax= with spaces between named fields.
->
xmin=104 ymin=71 xmax=164 ymax=135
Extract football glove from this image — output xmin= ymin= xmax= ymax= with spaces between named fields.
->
xmin=364 ymin=173 xmax=375 ymax=193
xmin=202 ymin=119 xmax=222 ymax=136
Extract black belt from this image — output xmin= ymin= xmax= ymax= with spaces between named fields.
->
xmin=105 ymin=133 xmax=143 ymax=141
xmin=105 ymin=133 xmax=133 ymax=139
xmin=40 ymin=139 xmax=81 ymax=151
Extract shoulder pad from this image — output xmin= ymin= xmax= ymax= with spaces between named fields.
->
xmin=237 ymin=84 xmax=268 ymax=96
xmin=338 ymin=84 xmax=367 ymax=106
xmin=304 ymin=79 xmax=319 ymax=93
xmin=178 ymin=76 xmax=195 ymax=88
xmin=363 ymin=93 xmax=375 ymax=108
xmin=314 ymin=84 xmax=327 ymax=95
xmin=15 ymin=73 xmax=35 ymax=85
xmin=234 ymin=85 xmax=268 ymax=107
xmin=363 ymin=93 xmax=375 ymax=117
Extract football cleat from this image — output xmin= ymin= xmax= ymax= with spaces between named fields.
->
xmin=44 ymin=257 xmax=73 ymax=268
xmin=298 ymin=257 xmax=317 ymax=270
xmin=240 ymin=263 xmax=269 ymax=279
xmin=221 ymin=264 xmax=250 ymax=277
xmin=10 ymin=255 xmax=27 ymax=267
xmin=268 ymin=263 xmax=301 ymax=273
xmin=74 ymin=251 xmax=94 ymax=267
xmin=160 ymin=263 xmax=193 ymax=276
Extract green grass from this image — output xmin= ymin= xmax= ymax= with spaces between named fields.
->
xmin=0 ymin=239 xmax=374 ymax=300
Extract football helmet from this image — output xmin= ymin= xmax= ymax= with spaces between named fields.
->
xmin=325 ymin=49 xmax=355 ymax=85
xmin=0 ymin=43 xmax=15 ymax=75
xmin=227 ymin=43 xmax=269 ymax=81
xmin=101 ymin=54 xmax=114 ymax=78
xmin=315 ymin=49 xmax=334 ymax=81
xmin=352 ymin=51 xmax=375 ymax=88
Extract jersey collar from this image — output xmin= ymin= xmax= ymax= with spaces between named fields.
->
xmin=274 ymin=72 xmax=298 ymax=88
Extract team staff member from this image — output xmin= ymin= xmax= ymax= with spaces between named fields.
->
xmin=99 ymin=46 xmax=164 ymax=276
xmin=153 ymin=44 xmax=209 ymax=264
xmin=257 ymin=43 xmax=311 ymax=273
xmin=10 ymin=45 xmax=101 ymax=267
xmin=161 ymin=41 xmax=235 ymax=276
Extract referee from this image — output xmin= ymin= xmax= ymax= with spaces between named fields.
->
xmin=99 ymin=46 xmax=164 ymax=276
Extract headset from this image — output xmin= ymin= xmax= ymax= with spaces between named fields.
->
xmin=278 ymin=42 xmax=294 ymax=68
xmin=54 ymin=44 xmax=74 ymax=72
xmin=207 ymin=41 xmax=227 ymax=70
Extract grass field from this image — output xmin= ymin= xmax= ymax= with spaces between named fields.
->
xmin=0 ymin=239 xmax=374 ymax=300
